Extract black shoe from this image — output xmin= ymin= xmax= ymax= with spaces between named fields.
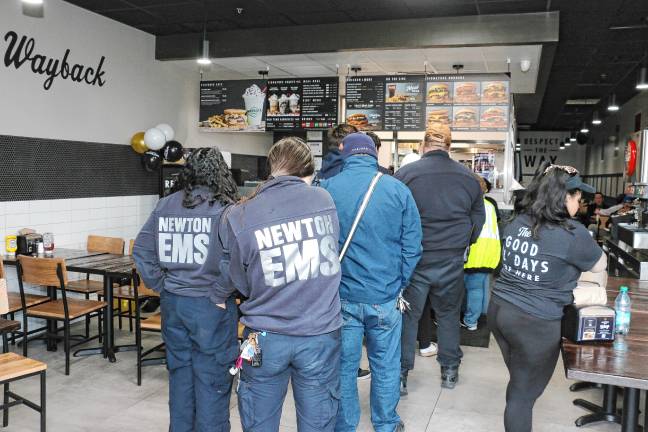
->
xmin=441 ymin=366 xmax=459 ymax=389
xmin=400 ymin=373 xmax=408 ymax=396
xmin=357 ymin=368 xmax=371 ymax=380
xmin=395 ymin=421 xmax=405 ymax=432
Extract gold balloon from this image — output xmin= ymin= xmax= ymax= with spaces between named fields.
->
xmin=130 ymin=132 xmax=147 ymax=154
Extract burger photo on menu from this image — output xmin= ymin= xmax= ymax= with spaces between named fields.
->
xmin=346 ymin=109 xmax=381 ymax=131
xmin=480 ymin=106 xmax=508 ymax=129
xmin=385 ymin=82 xmax=423 ymax=103
xmin=453 ymin=82 xmax=481 ymax=104
xmin=426 ymin=106 xmax=451 ymax=127
xmin=481 ymin=81 xmax=509 ymax=104
xmin=426 ymin=82 xmax=452 ymax=104
xmin=453 ymin=106 xmax=479 ymax=128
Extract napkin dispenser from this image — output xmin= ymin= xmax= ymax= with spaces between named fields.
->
xmin=16 ymin=234 xmax=42 ymax=256
xmin=562 ymin=305 xmax=616 ymax=343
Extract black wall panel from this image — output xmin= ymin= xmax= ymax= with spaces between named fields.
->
xmin=0 ymin=135 xmax=158 ymax=201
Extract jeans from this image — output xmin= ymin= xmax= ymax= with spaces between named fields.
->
xmin=463 ymin=272 xmax=490 ymax=326
xmin=401 ymin=254 xmax=464 ymax=371
xmin=336 ymin=298 xmax=402 ymax=432
xmin=237 ymin=329 xmax=341 ymax=432
xmin=161 ymin=291 xmax=239 ymax=432
xmin=488 ymin=296 xmax=561 ymax=432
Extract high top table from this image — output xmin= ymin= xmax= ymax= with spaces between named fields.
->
xmin=562 ymin=277 xmax=648 ymax=432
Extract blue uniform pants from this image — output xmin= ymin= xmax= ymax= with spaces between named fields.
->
xmin=335 ymin=298 xmax=402 ymax=432
xmin=237 ymin=329 xmax=341 ymax=432
xmin=161 ymin=291 xmax=239 ymax=432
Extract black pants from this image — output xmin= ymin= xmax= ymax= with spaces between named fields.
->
xmin=417 ymin=296 xmax=434 ymax=349
xmin=401 ymin=254 xmax=465 ymax=370
xmin=487 ymin=296 xmax=561 ymax=432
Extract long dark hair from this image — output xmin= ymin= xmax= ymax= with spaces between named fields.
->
xmin=519 ymin=161 xmax=580 ymax=238
xmin=171 ymin=147 xmax=239 ymax=208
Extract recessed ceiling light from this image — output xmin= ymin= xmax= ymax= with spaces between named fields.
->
xmin=565 ymin=99 xmax=600 ymax=105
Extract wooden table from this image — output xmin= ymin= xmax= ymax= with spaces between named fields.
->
xmin=64 ymin=254 xmax=135 ymax=363
xmin=562 ymin=277 xmax=648 ymax=432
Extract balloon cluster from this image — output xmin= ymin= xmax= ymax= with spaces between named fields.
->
xmin=130 ymin=124 xmax=184 ymax=172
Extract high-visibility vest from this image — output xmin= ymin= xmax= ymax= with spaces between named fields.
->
xmin=465 ymin=199 xmax=501 ymax=271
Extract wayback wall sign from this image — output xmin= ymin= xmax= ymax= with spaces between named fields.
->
xmin=3 ymin=30 xmax=107 ymax=91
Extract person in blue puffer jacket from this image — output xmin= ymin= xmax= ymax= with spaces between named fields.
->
xmin=321 ymin=133 xmax=422 ymax=432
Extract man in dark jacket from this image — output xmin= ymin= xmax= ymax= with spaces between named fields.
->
xmin=319 ymin=124 xmax=358 ymax=179
xmin=395 ymin=123 xmax=485 ymax=392
xmin=321 ymin=133 xmax=421 ymax=432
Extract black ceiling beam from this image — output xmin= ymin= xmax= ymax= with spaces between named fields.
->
xmin=155 ymin=11 xmax=559 ymax=60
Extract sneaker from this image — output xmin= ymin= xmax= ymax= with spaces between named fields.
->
xmin=357 ymin=368 xmax=371 ymax=380
xmin=441 ymin=366 xmax=459 ymax=389
xmin=460 ymin=319 xmax=478 ymax=331
xmin=400 ymin=373 xmax=408 ymax=396
xmin=419 ymin=343 xmax=438 ymax=357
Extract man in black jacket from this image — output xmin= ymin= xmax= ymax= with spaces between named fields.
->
xmin=395 ymin=123 xmax=485 ymax=393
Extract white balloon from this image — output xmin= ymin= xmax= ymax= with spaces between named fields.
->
xmin=155 ymin=123 xmax=175 ymax=142
xmin=144 ymin=128 xmax=166 ymax=150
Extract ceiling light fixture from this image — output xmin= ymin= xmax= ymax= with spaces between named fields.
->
xmin=565 ymin=138 xmax=571 ymax=148
xmin=592 ymin=110 xmax=602 ymax=125
xmin=580 ymin=122 xmax=590 ymax=134
xmin=21 ymin=0 xmax=43 ymax=4
xmin=607 ymin=93 xmax=620 ymax=111
xmin=197 ymin=22 xmax=211 ymax=65
xmin=559 ymin=141 xmax=565 ymax=151
xmin=570 ymin=132 xmax=576 ymax=142
xmin=637 ymin=66 xmax=648 ymax=90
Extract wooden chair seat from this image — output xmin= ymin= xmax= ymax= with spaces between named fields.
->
xmin=0 ymin=352 xmax=46 ymax=382
xmin=7 ymin=292 xmax=50 ymax=314
xmin=27 ymin=299 xmax=107 ymax=320
xmin=65 ymin=279 xmax=104 ymax=294
xmin=99 ymin=284 xmax=159 ymax=300
xmin=140 ymin=313 xmax=161 ymax=331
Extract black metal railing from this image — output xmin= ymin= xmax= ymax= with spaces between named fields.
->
xmin=581 ymin=174 xmax=625 ymax=197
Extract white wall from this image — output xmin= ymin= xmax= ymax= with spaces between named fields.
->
xmin=585 ymin=91 xmax=648 ymax=176
xmin=518 ymin=131 xmax=586 ymax=180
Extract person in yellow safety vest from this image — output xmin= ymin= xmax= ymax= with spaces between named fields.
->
xmin=462 ymin=174 xmax=501 ymax=331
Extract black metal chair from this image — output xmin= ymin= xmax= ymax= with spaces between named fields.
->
xmin=132 ymin=271 xmax=165 ymax=386
xmin=16 ymin=256 xmax=107 ymax=375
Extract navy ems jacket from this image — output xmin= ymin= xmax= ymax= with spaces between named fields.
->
xmin=133 ymin=187 xmax=232 ymax=305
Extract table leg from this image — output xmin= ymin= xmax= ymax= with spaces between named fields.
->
xmin=574 ymin=385 xmax=621 ymax=426
xmin=621 ymin=387 xmax=640 ymax=432
xmin=570 ymin=382 xmax=602 ymax=392
xmin=73 ymin=275 xmax=114 ymax=361
xmin=1 ymin=334 xmax=6 ymax=354
xmin=46 ymin=286 xmax=57 ymax=352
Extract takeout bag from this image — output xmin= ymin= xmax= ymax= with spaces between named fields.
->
xmin=573 ymin=271 xmax=608 ymax=307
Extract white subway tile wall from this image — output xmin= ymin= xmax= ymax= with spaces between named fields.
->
xmin=0 ymin=195 xmax=159 ymax=327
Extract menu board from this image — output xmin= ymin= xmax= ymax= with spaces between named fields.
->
xmin=345 ymin=73 xmax=510 ymax=132
xmin=199 ymin=79 xmax=267 ymax=132
xmin=266 ymin=77 xmax=339 ymax=130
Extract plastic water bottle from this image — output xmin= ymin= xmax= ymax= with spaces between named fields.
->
xmin=614 ymin=286 xmax=632 ymax=335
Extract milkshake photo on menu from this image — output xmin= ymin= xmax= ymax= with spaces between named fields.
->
xmin=198 ymin=79 xmax=267 ymax=132
xmin=266 ymin=79 xmax=302 ymax=118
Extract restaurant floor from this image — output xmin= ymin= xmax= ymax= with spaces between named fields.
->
xmin=5 ymin=324 xmax=643 ymax=432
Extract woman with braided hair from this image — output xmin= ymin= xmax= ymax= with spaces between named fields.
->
xmin=133 ymin=147 xmax=240 ymax=432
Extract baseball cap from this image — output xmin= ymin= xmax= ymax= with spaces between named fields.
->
xmin=341 ymin=133 xmax=378 ymax=159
